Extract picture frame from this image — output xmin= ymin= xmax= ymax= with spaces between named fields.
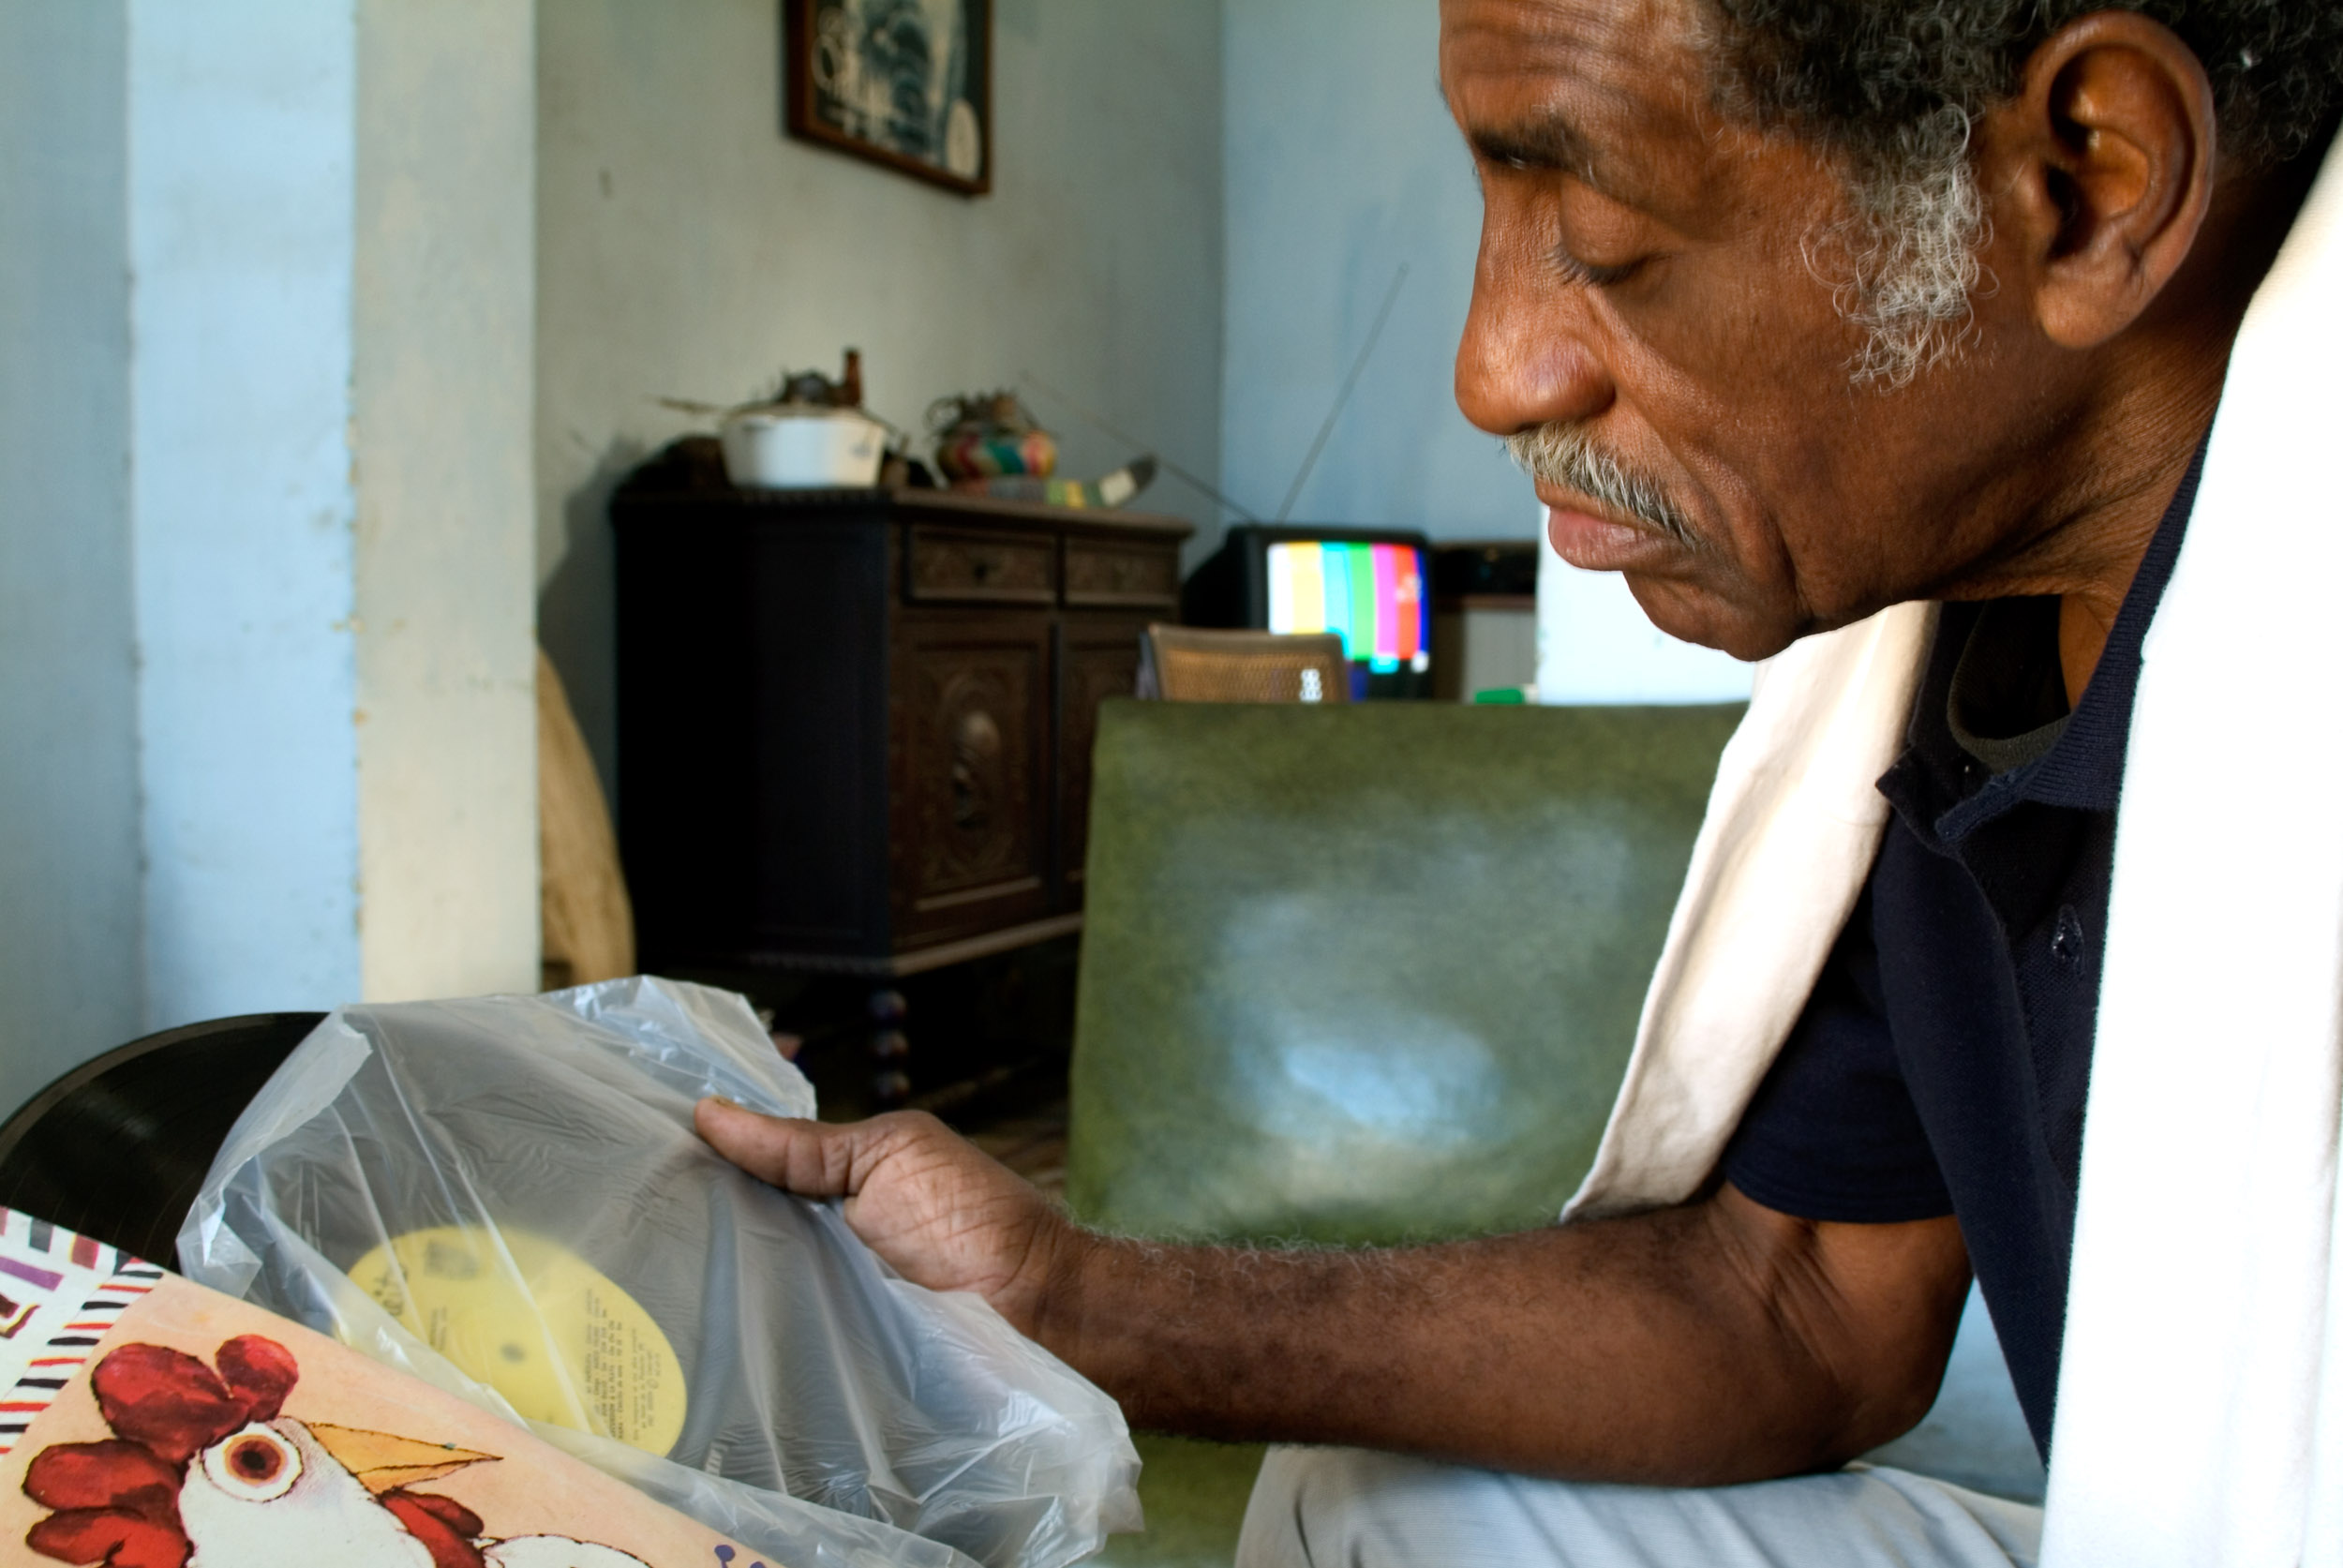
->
xmin=783 ymin=0 xmax=992 ymax=197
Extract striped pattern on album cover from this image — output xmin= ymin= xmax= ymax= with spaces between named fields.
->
xmin=0 ymin=1208 xmax=163 ymax=1455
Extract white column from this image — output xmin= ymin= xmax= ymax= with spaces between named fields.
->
xmin=125 ymin=0 xmax=538 ymax=1035
xmin=351 ymin=0 xmax=538 ymax=1001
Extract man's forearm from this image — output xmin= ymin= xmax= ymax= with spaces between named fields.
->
xmin=691 ymin=1103 xmax=1968 ymax=1486
xmin=1035 ymin=1192 xmax=1962 ymax=1486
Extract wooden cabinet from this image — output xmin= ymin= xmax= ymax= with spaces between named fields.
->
xmin=611 ymin=444 xmax=1189 ymax=988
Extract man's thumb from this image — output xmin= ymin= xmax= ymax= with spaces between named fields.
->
xmin=694 ymin=1097 xmax=860 ymax=1196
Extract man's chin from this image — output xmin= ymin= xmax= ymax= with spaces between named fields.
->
xmin=1619 ymin=574 xmax=1796 ymax=665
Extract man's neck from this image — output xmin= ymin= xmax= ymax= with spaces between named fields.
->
xmin=2047 ymin=428 xmax=2197 ymax=708
xmin=1939 ymin=377 xmax=2210 ymax=707
xmin=2058 ymin=593 xmax=2120 ymax=711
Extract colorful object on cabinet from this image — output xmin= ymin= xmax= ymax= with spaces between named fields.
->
xmin=929 ymin=391 xmax=1059 ymax=480
xmin=955 ymin=455 xmax=1157 ymax=510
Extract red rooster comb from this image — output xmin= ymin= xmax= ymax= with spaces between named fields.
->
xmin=22 ymin=1336 xmax=302 ymax=1568
xmin=91 ymin=1337 xmax=298 ymax=1464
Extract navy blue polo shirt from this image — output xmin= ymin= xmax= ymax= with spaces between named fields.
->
xmin=1720 ymin=445 xmax=2204 ymax=1459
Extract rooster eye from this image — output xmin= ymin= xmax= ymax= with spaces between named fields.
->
xmin=229 ymin=1436 xmax=282 ymax=1480
xmin=202 ymin=1424 xmax=303 ymax=1501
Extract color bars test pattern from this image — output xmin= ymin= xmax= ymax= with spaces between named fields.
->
xmin=1264 ymin=542 xmax=1430 ymax=674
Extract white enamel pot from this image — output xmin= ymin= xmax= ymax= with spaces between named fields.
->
xmin=718 ymin=407 xmax=887 ymax=488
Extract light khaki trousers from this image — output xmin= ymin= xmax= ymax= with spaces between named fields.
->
xmin=1236 ymin=1447 xmax=2042 ymax=1568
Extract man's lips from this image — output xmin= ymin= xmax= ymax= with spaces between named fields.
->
xmin=1538 ymin=491 xmax=1685 ymax=573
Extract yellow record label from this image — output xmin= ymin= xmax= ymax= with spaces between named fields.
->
xmin=348 ymin=1224 xmax=687 ymax=1457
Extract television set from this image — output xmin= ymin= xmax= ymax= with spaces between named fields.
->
xmin=1181 ymin=525 xmax=1434 ymax=700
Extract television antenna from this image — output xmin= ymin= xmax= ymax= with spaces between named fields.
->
xmin=1017 ymin=366 xmax=1261 ymax=523
xmin=1019 ymin=259 xmax=1413 ymax=529
xmin=1276 ymin=261 xmax=1410 ymax=523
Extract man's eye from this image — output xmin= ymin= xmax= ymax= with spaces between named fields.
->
xmin=1555 ymin=248 xmax=1641 ymax=288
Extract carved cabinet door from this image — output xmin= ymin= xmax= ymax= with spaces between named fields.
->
xmin=891 ymin=614 xmax=1054 ymax=944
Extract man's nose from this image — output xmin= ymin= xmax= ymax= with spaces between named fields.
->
xmin=1454 ymin=223 xmax=1614 ymax=438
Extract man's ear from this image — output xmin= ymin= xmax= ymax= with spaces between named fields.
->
xmin=1984 ymin=13 xmax=2217 ymax=349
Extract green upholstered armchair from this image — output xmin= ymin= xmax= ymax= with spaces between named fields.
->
xmin=1065 ymin=698 xmax=1745 ymax=1565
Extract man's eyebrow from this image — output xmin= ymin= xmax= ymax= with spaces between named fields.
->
xmin=1466 ymin=112 xmax=1611 ymax=189
xmin=1436 ymin=66 xmax=1640 ymax=200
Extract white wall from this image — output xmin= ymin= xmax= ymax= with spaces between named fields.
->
xmin=1218 ymin=0 xmax=1526 ymax=548
xmin=0 ymin=0 xmax=142 ymax=1113
xmin=536 ymin=0 xmax=1225 ymax=793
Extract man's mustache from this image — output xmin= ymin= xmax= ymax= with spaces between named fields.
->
xmin=1505 ymin=424 xmax=1696 ymax=547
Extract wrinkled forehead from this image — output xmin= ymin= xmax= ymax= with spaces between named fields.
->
xmin=1438 ymin=0 xmax=1748 ymax=206
xmin=1439 ymin=0 xmax=1703 ymax=81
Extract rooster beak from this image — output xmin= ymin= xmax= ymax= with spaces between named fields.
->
xmin=305 ymin=1421 xmax=498 ymax=1494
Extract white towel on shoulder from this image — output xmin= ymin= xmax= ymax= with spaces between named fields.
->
xmin=1564 ymin=135 xmax=2343 ymax=1567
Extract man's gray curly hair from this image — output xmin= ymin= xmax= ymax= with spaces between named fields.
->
xmin=1700 ymin=1 xmax=2343 ymax=385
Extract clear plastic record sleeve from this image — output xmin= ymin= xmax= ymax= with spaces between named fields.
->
xmin=173 ymin=978 xmax=1139 ymax=1568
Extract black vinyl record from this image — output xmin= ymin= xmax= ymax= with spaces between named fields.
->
xmin=0 ymin=1013 xmax=324 ymax=1267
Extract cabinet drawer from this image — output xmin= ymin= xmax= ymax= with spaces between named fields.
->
xmin=1064 ymin=537 xmax=1180 ymax=608
xmin=905 ymin=526 xmax=1057 ymax=605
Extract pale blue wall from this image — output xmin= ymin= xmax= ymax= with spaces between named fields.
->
xmin=128 ymin=0 xmax=366 ymax=1026
xmin=1218 ymin=0 xmax=1525 ymax=552
xmin=0 ymin=0 xmax=142 ymax=1113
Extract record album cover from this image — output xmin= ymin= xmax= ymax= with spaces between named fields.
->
xmin=0 ymin=1209 xmax=784 ymax=1568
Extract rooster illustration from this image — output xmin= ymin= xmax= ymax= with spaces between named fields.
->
xmin=22 ymin=1335 xmax=649 ymax=1568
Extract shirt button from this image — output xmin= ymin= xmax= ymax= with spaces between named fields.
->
xmin=2052 ymin=904 xmax=2086 ymax=967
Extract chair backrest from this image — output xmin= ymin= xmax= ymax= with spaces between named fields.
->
xmin=1067 ymin=699 xmax=1741 ymax=1245
xmin=1141 ymin=625 xmax=1351 ymax=704
xmin=0 ymin=1013 xmax=324 ymax=1265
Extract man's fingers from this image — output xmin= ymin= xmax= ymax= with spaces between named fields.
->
xmin=695 ymin=1099 xmax=1064 ymax=1333
xmin=694 ymin=1097 xmax=864 ymax=1196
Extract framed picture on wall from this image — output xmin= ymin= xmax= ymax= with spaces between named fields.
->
xmin=783 ymin=0 xmax=992 ymax=196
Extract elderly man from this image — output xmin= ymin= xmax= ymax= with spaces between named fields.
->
xmin=699 ymin=3 xmax=2343 ymax=1563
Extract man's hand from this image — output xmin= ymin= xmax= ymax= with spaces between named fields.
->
xmin=694 ymin=1099 xmax=1073 ymax=1337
